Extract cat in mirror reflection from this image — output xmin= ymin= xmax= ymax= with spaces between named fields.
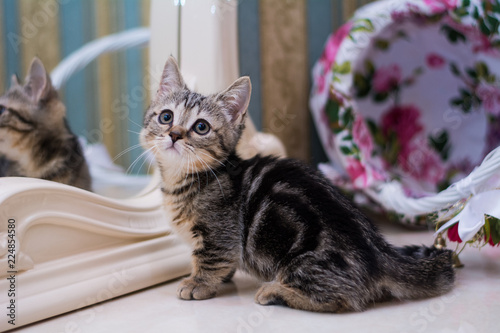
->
xmin=140 ymin=56 xmax=454 ymax=312
xmin=0 ymin=57 xmax=91 ymax=191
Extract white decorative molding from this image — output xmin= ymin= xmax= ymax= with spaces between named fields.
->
xmin=0 ymin=177 xmax=192 ymax=331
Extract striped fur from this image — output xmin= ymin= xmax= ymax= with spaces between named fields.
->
xmin=141 ymin=57 xmax=455 ymax=312
xmin=0 ymin=58 xmax=91 ymax=190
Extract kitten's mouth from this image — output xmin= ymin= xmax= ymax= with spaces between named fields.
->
xmin=167 ymin=146 xmax=180 ymax=154
xmin=165 ymin=141 xmax=182 ymax=155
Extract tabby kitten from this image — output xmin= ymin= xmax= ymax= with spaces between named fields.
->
xmin=0 ymin=57 xmax=91 ymax=191
xmin=141 ymin=57 xmax=454 ymax=312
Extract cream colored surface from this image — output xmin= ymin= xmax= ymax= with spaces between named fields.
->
xmin=12 ymin=223 xmax=500 ymax=333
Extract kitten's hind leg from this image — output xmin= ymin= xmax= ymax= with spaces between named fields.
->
xmin=222 ymin=268 xmax=236 ymax=283
xmin=255 ymin=282 xmax=342 ymax=312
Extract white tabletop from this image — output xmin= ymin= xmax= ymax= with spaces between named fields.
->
xmin=14 ymin=221 xmax=500 ymax=333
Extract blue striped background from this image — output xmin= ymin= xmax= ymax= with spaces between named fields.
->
xmin=238 ymin=0 xmax=262 ymax=130
xmin=2 ymin=0 xmax=21 ymax=89
xmin=123 ymin=0 xmax=146 ymax=173
xmin=307 ymin=0 xmax=335 ymax=165
xmin=0 ymin=0 xmax=368 ymax=171
xmin=59 ymin=0 xmax=93 ymax=140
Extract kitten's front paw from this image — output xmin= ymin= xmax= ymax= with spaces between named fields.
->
xmin=177 ymin=278 xmax=217 ymax=300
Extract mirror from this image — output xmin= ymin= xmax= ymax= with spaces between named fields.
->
xmin=0 ymin=0 xmax=285 ymax=199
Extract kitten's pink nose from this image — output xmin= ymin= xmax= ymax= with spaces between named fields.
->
xmin=169 ymin=130 xmax=183 ymax=143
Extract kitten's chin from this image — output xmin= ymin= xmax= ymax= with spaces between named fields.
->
xmin=164 ymin=141 xmax=182 ymax=156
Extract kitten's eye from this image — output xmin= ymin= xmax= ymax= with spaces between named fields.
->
xmin=158 ymin=110 xmax=173 ymax=125
xmin=193 ymin=120 xmax=210 ymax=135
xmin=0 ymin=105 xmax=5 ymax=115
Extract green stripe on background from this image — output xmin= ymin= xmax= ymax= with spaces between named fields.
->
xmin=342 ymin=0 xmax=358 ymax=21
xmin=260 ymin=0 xmax=310 ymax=161
xmin=140 ymin=0 xmax=151 ymax=110
xmin=238 ymin=0 xmax=262 ymax=130
xmin=59 ymin=0 xmax=90 ymax=139
xmin=19 ymin=1 xmax=61 ymax=76
xmin=113 ymin=0 xmax=130 ymax=171
xmin=82 ymin=0 xmax=99 ymax=141
xmin=95 ymin=0 xmax=122 ymax=166
xmin=307 ymin=0 xmax=333 ymax=166
xmin=2 ymin=0 xmax=22 ymax=88
xmin=124 ymin=0 xmax=145 ymax=174
xmin=140 ymin=0 xmax=151 ymax=174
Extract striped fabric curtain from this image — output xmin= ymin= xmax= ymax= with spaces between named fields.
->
xmin=241 ymin=0 xmax=374 ymax=163
xmin=0 ymin=0 xmax=372 ymax=172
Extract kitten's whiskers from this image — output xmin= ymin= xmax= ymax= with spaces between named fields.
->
xmin=128 ymin=118 xmax=144 ymax=129
xmin=192 ymin=152 xmax=225 ymax=198
xmin=187 ymin=147 xmax=202 ymax=192
xmin=196 ymin=150 xmax=227 ymax=168
xmin=126 ymin=145 xmax=155 ymax=175
xmin=135 ymin=148 xmax=154 ymax=174
xmin=113 ymin=143 xmax=144 ymax=162
xmin=127 ymin=129 xmax=142 ymax=136
xmin=186 ymin=152 xmax=196 ymax=193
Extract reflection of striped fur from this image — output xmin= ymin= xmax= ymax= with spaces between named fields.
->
xmin=0 ymin=0 xmax=151 ymax=171
xmin=0 ymin=58 xmax=91 ymax=190
xmin=142 ymin=57 xmax=455 ymax=312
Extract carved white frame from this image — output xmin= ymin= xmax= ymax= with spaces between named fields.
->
xmin=0 ymin=175 xmax=192 ymax=330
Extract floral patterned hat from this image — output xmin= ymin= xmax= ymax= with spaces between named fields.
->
xmin=310 ymin=0 xmax=500 ymax=245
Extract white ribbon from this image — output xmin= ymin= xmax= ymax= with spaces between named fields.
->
xmin=368 ymin=146 xmax=500 ymax=218
xmin=435 ymin=189 xmax=500 ymax=242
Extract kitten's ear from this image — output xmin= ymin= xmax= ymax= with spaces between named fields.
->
xmin=25 ymin=57 xmax=53 ymax=102
xmin=10 ymin=74 xmax=19 ymax=87
xmin=218 ymin=76 xmax=251 ymax=123
xmin=159 ymin=56 xmax=185 ymax=95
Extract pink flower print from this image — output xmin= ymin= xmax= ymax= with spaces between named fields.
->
xmin=477 ymin=83 xmax=500 ymax=116
xmin=485 ymin=119 xmax=500 ymax=155
xmin=391 ymin=10 xmax=407 ymax=22
xmin=319 ymin=22 xmax=353 ymax=69
xmin=352 ymin=116 xmax=373 ymax=159
xmin=426 ymin=53 xmax=446 ymax=69
xmin=373 ymin=64 xmax=402 ymax=94
xmin=472 ymin=33 xmax=500 ymax=56
xmin=447 ymin=223 xmax=462 ymax=243
xmin=346 ymin=158 xmax=367 ymax=188
xmin=317 ymin=22 xmax=353 ymax=94
xmin=317 ymin=76 xmax=327 ymax=94
xmin=473 ymin=34 xmax=493 ymax=53
xmin=423 ymin=0 xmax=457 ymax=13
xmin=441 ymin=16 xmax=499 ymax=56
xmin=485 ymin=232 xmax=499 ymax=246
xmin=345 ymin=157 xmax=386 ymax=189
xmin=399 ymin=137 xmax=446 ymax=185
xmin=381 ymin=105 xmax=423 ymax=148
xmin=330 ymin=89 xmax=345 ymax=106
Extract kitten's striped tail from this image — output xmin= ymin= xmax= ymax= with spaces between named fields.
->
xmin=383 ymin=245 xmax=455 ymax=300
